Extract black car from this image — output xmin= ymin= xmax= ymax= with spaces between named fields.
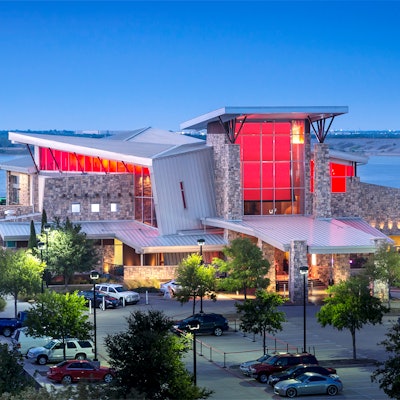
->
xmin=77 ymin=290 xmax=120 ymax=309
xmin=267 ymin=364 xmax=338 ymax=386
xmin=172 ymin=313 xmax=229 ymax=336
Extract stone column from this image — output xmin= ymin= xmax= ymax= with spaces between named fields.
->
xmin=289 ymin=240 xmax=308 ymax=304
xmin=313 ymin=143 xmax=331 ymax=218
xmin=207 ymin=121 xmax=242 ymax=221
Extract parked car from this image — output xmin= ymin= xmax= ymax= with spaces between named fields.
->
xmin=94 ymin=283 xmax=140 ymax=305
xmin=250 ymin=353 xmax=319 ymax=383
xmin=160 ymin=280 xmax=182 ymax=296
xmin=240 ymin=354 xmax=271 ymax=376
xmin=27 ymin=338 xmax=94 ymax=365
xmin=273 ymin=372 xmax=343 ymax=397
xmin=47 ymin=359 xmax=115 ymax=384
xmin=267 ymin=364 xmax=338 ymax=386
xmin=172 ymin=313 xmax=229 ymax=336
xmin=12 ymin=327 xmax=52 ymax=355
xmin=0 ymin=311 xmax=28 ymax=337
xmin=77 ymin=290 xmax=120 ymax=309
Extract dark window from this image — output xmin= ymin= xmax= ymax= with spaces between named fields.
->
xmin=67 ymin=342 xmax=77 ymax=349
xmin=78 ymin=341 xmax=93 ymax=348
xmin=309 ymin=376 xmax=325 ymax=382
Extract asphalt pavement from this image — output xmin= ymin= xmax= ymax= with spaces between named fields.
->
xmin=1 ymin=291 xmax=397 ymax=399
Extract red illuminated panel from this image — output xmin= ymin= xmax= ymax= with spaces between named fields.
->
xmin=244 ymin=189 xmax=261 ymax=201
xmin=261 ymin=163 xmax=273 ymax=188
xmin=275 ymin=162 xmax=291 ymax=188
xmin=243 ymin=163 xmax=260 ymax=188
xmin=275 ymin=135 xmax=291 ymax=161
xmin=241 ymin=135 xmax=260 ymax=161
xmin=261 ymin=134 xmax=273 ymax=160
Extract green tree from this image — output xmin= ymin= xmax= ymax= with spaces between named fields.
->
xmin=235 ymin=289 xmax=286 ymax=355
xmin=363 ymin=243 xmax=400 ymax=309
xmin=41 ymin=209 xmax=48 ymax=233
xmin=216 ymin=237 xmax=270 ymax=299
xmin=0 ymin=343 xmax=30 ymax=395
xmin=104 ymin=310 xmax=212 ymax=400
xmin=38 ymin=218 xmax=99 ymax=287
xmin=371 ymin=321 xmax=400 ymax=399
xmin=24 ymin=291 xmax=92 ymax=361
xmin=317 ymin=275 xmax=388 ymax=359
xmin=0 ymin=249 xmax=43 ymax=317
xmin=176 ymin=254 xmax=217 ymax=315
xmin=27 ymin=220 xmax=37 ymax=251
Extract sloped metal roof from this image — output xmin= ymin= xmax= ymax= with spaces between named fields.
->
xmin=201 ymin=215 xmax=390 ymax=254
xmin=181 ymin=106 xmax=349 ymax=130
xmin=0 ymin=156 xmax=35 ymax=173
xmin=0 ymin=220 xmax=227 ymax=254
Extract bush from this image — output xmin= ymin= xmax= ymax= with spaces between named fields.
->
xmin=124 ymin=278 xmax=161 ymax=293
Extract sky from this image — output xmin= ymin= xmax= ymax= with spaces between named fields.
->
xmin=1 ymin=1 xmax=400 ymax=132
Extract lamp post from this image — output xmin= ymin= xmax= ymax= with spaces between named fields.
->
xmin=188 ymin=319 xmax=200 ymax=386
xmin=300 ymin=265 xmax=309 ymax=353
xmin=90 ymin=270 xmax=100 ymax=363
xmin=197 ymin=239 xmax=205 ymax=313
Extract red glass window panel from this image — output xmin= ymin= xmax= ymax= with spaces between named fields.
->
xmin=275 ymin=162 xmax=291 ymax=188
xmin=261 ymin=188 xmax=274 ymax=201
xmin=241 ymin=135 xmax=260 ymax=161
xmin=68 ymin=153 xmax=78 ymax=171
xmin=275 ymin=135 xmax=291 ymax=161
xmin=243 ymin=189 xmax=261 ymax=201
xmin=261 ymin=163 xmax=274 ymax=188
xmin=275 ymin=188 xmax=292 ymax=201
xmin=261 ymin=122 xmax=273 ymax=135
xmin=261 ymin=134 xmax=273 ymax=160
xmin=332 ymin=177 xmax=346 ymax=192
xmin=243 ymin=162 xmax=260 ymax=188
xmin=331 ymin=163 xmax=346 ymax=176
xmin=346 ymin=165 xmax=354 ymax=176
xmin=275 ymin=122 xmax=291 ymax=134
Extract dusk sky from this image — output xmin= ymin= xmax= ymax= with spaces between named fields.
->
xmin=1 ymin=1 xmax=399 ymax=132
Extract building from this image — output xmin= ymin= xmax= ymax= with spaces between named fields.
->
xmin=0 ymin=106 xmax=396 ymax=303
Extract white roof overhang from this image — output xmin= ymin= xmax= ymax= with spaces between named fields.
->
xmin=201 ymin=215 xmax=391 ymax=254
xmin=181 ymin=106 xmax=349 ymax=130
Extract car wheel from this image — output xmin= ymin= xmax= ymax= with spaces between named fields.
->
xmin=213 ymin=327 xmax=223 ymax=336
xmin=258 ymin=373 xmax=269 ymax=384
xmin=286 ymin=387 xmax=297 ymax=398
xmin=327 ymin=385 xmax=338 ymax=396
xmin=37 ymin=355 xmax=48 ymax=365
xmin=103 ymin=373 xmax=113 ymax=383
xmin=61 ymin=375 xmax=72 ymax=384
xmin=76 ymin=353 xmax=86 ymax=360
xmin=2 ymin=328 xmax=12 ymax=337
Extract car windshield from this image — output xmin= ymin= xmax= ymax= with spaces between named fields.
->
xmin=114 ymin=287 xmax=128 ymax=293
xmin=257 ymin=355 xmax=269 ymax=362
xmin=296 ymin=374 xmax=311 ymax=382
xmin=265 ymin=355 xmax=279 ymax=365
xmin=44 ymin=340 xmax=58 ymax=349
xmin=286 ymin=366 xmax=301 ymax=374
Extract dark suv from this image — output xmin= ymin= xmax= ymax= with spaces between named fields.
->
xmin=172 ymin=313 xmax=229 ymax=336
xmin=250 ymin=353 xmax=318 ymax=383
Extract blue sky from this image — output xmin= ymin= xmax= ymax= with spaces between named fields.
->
xmin=1 ymin=1 xmax=399 ymax=131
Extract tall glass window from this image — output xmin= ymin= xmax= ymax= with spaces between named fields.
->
xmin=236 ymin=120 xmax=305 ymax=215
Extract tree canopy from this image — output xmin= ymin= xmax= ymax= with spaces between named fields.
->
xmin=215 ymin=237 xmax=270 ymax=299
xmin=317 ymin=275 xmax=388 ymax=359
xmin=104 ymin=309 xmax=211 ymax=400
xmin=0 ymin=248 xmax=43 ymax=317
xmin=176 ymin=254 xmax=217 ymax=314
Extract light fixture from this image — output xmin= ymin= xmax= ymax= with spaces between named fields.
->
xmin=300 ymin=266 xmax=309 ymax=353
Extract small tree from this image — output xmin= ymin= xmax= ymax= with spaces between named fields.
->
xmin=41 ymin=209 xmax=48 ymax=233
xmin=24 ymin=291 xmax=92 ymax=361
xmin=0 ymin=249 xmax=43 ymax=317
xmin=363 ymin=243 xmax=400 ymax=309
xmin=235 ymin=290 xmax=286 ymax=354
xmin=104 ymin=310 xmax=211 ymax=400
xmin=0 ymin=343 xmax=30 ymax=395
xmin=216 ymin=237 xmax=270 ymax=299
xmin=371 ymin=321 xmax=400 ymax=399
xmin=317 ymin=275 xmax=388 ymax=359
xmin=27 ymin=220 xmax=37 ymax=251
xmin=176 ymin=254 xmax=217 ymax=315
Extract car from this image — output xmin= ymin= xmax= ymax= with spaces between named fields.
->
xmin=273 ymin=372 xmax=343 ymax=397
xmin=267 ymin=364 xmax=338 ymax=386
xmin=27 ymin=338 xmax=95 ymax=365
xmin=172 ymin=313 xmax=229 ymax=336
xmin=47 ymin=359 xmax=115 ymax=384
xmin=94 ymin=283 xmax=140 ymax=305
xmin=77 ymin=290 xmax=120 ymax=309
xmin=160 ymin=280 xmax=182 ymax=296
xmin=249 ymin=353 xmax=319 ymax=383
xmin=239 ymin=354 xmax=271 ymax=376
xmin=11 ymin=327 xmax=52 ymax=356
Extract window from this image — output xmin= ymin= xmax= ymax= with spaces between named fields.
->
xmin=72 ymin=203 xmax=80 ymax=213
xmin=110 ymin=203 xmax=118 ymax=212
xmin=67 ymin=342 xmax=77 ymax=349
xmin=91 ymin=203 xmax=100 ymax=213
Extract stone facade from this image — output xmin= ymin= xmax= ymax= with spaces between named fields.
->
xmin=124 ymin=265 xmax=178 ymax=281
xmin=207 ymin=122 xmax=242 ymax=221
xmin=288 ymin=240 xmax=309 ymax=304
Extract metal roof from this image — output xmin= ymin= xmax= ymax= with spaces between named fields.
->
xmin=0 ymin=220 xmax=227 ymax=254
xmin=0 ymin=156 xmax=35 ymax=173
xmin=180 ymin=106 xmax=349 ymax=130
xmin=201 ymin=215 xmax=390 ymax=254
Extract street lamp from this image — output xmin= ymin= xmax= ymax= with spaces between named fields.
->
xmin=188 ymin=319 xmax=200 ymax=386
xmin=197 ymin=239 xmax=205 ymax=313
xmin=90 ymin=269 xmax=100 ymax=363
xmin=300 ymin=265 xmax=309 ymax=353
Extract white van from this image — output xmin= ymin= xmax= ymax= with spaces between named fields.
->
xmin=11 ymin=327 xmax=52 ymax=355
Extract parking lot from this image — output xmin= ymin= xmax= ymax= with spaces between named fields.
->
xmin=2 ymin=291 xmax=395 ymax=399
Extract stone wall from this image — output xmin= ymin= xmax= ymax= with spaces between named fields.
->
xmin=124 ymin=265 xmax=179 ymax=282
xmin=312 ymin=143 xmax=331 ymax=218
xmin=42 ymin=174 xmax=135 ymax=222
xmin=289 ymin=240 xmax=308 ymax=304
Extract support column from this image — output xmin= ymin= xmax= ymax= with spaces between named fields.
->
xmin=289 ymin=240 xmax=308 ymax=304
xmin=313 ymin=143 xmax=331 ymax=218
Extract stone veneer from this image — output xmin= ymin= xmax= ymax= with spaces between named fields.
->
xmin=289 ymin=240 xmax=309 ymax=304
xmin=206 ymin=122 xmax=242 ymax=221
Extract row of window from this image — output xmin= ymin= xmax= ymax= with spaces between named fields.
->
xmin=72 ymin=203 xmax=119 ymax=213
